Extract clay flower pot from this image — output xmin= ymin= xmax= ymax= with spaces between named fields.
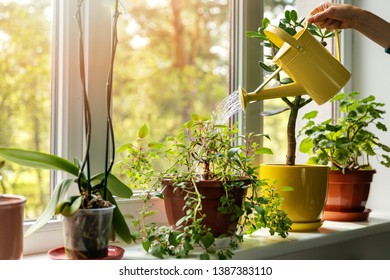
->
xmin=323 ymin=170 xmax=375 ymax=221
xmin=162 ymin=179 xmax=248 ymax=237
xmin=0 ymin=194 xmax=26 ymax=260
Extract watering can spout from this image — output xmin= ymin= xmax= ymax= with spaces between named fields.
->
xmin=239 ymin=83 xmax=306 ymax=112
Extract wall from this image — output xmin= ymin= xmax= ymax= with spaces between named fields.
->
xmin=352 ymin=0 xmax=390 ymax=212
xmin=296 ymin=0 xmax=390 ymax=212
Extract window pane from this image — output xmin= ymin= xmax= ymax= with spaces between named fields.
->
xmin=262 ymin=0 xmax=296 ymax=164
xmin=112 ymin=0 xmax=230 ymax=183
xmin=0 ymin=0 xmax=52 ymax=219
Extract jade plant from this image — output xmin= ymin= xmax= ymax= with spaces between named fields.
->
xmin=0 ymin=0 xmax=134 ymax=244
xmin=246 ymin=10 xmax=334 ymax=165
xmin=299 ymin=91 xmax=390 ymax=172
xmin=118 ymin=114 xmax=292 ymax=259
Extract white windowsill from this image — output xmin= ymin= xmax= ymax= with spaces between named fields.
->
xmin=23 ymin=210 xmax=390 ymax=260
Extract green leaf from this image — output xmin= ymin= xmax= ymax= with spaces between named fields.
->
xmin=255 ymin=147 xmax=273 ymax=155
xmin=138 ymin=124 xmax=148 ymax=139
xmin=299 ymin=137 xmax=314 ymax=153
xmin=143 ymin=210 xmax=159 ymax=218
xmin=245 ymin=31 xmax=263 ymax=39
xmin=168 ymin=231 xmax=182 ymax=246
xmin=104 ymin=189 xmax=133 ymax=244
xmin=142 ymin=239 xmax=151 ymax=252
xmin=302 ymin=111 xmax=318 ymax=120
xmin=290 ymin=10 xmax=298 ymax=22
xmin=201 ymin=232 xmax=215 ymax=249
xmin=376 ymin=122 xmax=388 ymax=132
xmin=262 ymin=17 xmax=270 ymax=28
xmin=25 ymin=178 xmax=74 ymax=237
xmin=91 ymin=173 xmax=133 ymax=198
xmin=0 ymin=148 xmax=79 ymax=177
xmin=55 ymin=195 xmax=82 ymax=216
xmin=281 ymin=186 xmax=295 ymax=192
xmin=259 ymin=61 xmax=276 ymax=72
xmin=280 ymin=77 xmax=294 ymax=84
xmin=228 ymin=147 xmax=240 ymax=158
xmin=284 ymin=10 xmax=290 ymax=21
xmin=151 ymin=244 xmax=164 ymax=259
xmin=148 ymin=142 xmax=164 ymax=149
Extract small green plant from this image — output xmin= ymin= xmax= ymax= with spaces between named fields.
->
xmin=299 ymin=91 xmax=390 ymax=172
xmin=118 ymin=114 xmax=292 ymax=259
xmin=246 ymin=10 xmax=334 ymax=165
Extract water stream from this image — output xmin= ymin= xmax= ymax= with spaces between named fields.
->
xmin=212 ymin=90 xmax=242 ymax=124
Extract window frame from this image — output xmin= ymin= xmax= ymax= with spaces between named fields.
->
xmin=23 ymin=0 xmax=264 ymax=255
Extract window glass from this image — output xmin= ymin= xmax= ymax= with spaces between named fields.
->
xmin=0 ymin=0 xmax=52 ymax=219
xmin=262 ymin=0 xmax=296 ymax=163
xmin=112 ymin=0 xmax=230 ymax=183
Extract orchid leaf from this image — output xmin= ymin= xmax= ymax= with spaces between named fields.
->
xmin=25 ymin=178 xmax=74 ymax=237
xmin=91 ymin=173 xmax=133 ymax=199
xmin=0 ymin=148 xmax=79 ymax=177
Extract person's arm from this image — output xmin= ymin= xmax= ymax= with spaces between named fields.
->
xmin=308 ymin=3 xmax=390 ymax=50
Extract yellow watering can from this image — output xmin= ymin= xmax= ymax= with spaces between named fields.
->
xmin=239 ymin=24 xmax=351 ymax=111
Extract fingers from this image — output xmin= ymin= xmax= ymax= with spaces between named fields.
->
xmin=317 ymin=19 xmax=341 ymax=30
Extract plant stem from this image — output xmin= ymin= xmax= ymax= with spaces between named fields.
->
xmin=75 ymin=0 xmax=91 ymax=197
xmin=285 ymin=96 xmax=301 ymax=165
xmin=103 ymin=0 xmax=121 ymax=199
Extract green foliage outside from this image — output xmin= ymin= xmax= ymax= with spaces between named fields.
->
xmin=0 ymin=1 xmax=51 ymax=219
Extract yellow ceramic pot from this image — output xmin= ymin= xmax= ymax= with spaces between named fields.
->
xmin=259 ymin=164 xmax=329 ymax=232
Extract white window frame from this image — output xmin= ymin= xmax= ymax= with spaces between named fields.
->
xmin=23 ymin=0 xmax=263 ymax=255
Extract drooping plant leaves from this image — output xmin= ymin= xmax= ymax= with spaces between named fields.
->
xmin=25 ymin=178 xmax=74 ymax=237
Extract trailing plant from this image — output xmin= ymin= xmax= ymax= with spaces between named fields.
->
xmin=299 ymin=91 xmax=390 ymax=172
xmin=0 ymin=0 xmax=135 ymax=244
xmin=246 ymin=10 xmax=335 ymax=165
xmin=118 ymin=114 xmax=292 ymax=259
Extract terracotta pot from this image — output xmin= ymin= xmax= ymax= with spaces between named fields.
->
xmin=325 ymin=170 xmax=375 ymax=212
xmin=0 ymin=194 xmax=27 ymax=260
xmin=259 ymin=164 xmax=329 ymax=232
xmin=62 ymin=206 xmax=115 ymax=259
xmin=162 ymin=179 xmax=248 ymax=237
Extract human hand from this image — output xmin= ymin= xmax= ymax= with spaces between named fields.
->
xmin=307 ymin=2 xmax=358 ymax=30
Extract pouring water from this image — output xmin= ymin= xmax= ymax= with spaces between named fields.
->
xmin=212 ymin=90 xmax=242 ymax=124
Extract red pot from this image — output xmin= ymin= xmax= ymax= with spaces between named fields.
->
xmin=162 ymin=179 xmax=248 ymax=237
xmin=0 ymin=194 xmax=26 ymax=260
xmin=325 ymin=170 xmax=375 ymax=212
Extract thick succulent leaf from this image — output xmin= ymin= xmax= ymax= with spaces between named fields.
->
xmin=0 ymin=148 xmax=79 ymax=177
xmin=25 ymin=178 xmax=74 ymax=237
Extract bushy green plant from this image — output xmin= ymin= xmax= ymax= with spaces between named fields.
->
xmin=299 ymin=91 xmax=390 ymax=172
xmin=118 ymin=114 xmax=292 ymax=259
xmin=246 ymin=10 xmax=334 ymax=165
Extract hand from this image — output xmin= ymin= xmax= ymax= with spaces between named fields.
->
xmin=307 ymin=3 xmax=359 ymax=30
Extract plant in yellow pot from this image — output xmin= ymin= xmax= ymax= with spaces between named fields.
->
xmin=299 ymin=91 xmax=390 ymax=221
xmin=241 ymin=10 xmax=348 ymax=231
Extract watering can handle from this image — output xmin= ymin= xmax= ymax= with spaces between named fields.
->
xmin=264 ymin=24 xmax=342 ymax=61
xmin=263 ymin=25 xmax=302 ymax=50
